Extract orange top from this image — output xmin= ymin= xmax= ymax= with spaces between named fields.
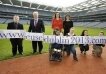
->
xmin=52 ymin=18 xmax=63 ymax=31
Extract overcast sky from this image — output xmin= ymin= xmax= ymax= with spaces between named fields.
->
xmin=20 ymin=0 xmax=87 ymax=7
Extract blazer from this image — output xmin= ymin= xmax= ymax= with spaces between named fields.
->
xmin=28 ymin=19 xmax=45 ymax=33
xmin=7 ymin=22 xmax=23 ymax=40
xmin=7 ymin=22 xmax=23 ymax=30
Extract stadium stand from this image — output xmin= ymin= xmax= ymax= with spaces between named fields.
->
xmin=73 ymin=22 xmax=106 ymax=28
xmin=0 ymin=0 xmax=106 ymax=28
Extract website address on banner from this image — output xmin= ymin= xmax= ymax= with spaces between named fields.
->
xmin=0 ymin=30 xmax=106 ymax=44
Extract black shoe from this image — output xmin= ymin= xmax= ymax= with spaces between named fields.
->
xmin=84 ymin=52 xmax=86 ymax=55
xmin=67 ymin=52 xmax=70 ymax=56
xmin=13 ymin=54 xmax=16 ymax=57
xmin=92 ymin=51 xmax=94 ymax=54
xmin=33 ymin=51 xmax=36 ymax=54
xmin=39 ymin=52 xmax=42 ymax=54
xmin=19 ymin=53 xmax=23 ymax=55
xmin=73 ymin=57 xmax=78 ymax=61
xmin=81 ymin=51 xmax=83 ymax=53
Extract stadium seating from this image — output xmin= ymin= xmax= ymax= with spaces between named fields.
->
xmin=74 ymin=22 xmax=106 ymax=28
xmin=0 ymin=0 xmax=106 ymax=29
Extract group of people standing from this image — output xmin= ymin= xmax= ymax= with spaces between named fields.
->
xmin=7 ymin=11 xmax=45 ymax=56
xmin=51 ymin=12 xmax=105 ymax=61
xmin=7 ymin=11 xmax=105 ymax=61
xmin=52 ymin=12 xmax=79 ymax=61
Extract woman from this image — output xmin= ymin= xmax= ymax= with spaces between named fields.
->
xmin=79 ymin=30 xmax=89 ymax=55
xmin=65 ymin=27 xmax=78 ymax=61
xmin=92 ymin=31 xmax=105 ymax=57
xmin=63 ymin=15 xmax=74 ymax=55
xmin=52 ymin=12 xmax=63 ymax=31
xmin=63 ymin=14 xmax=73 ymax=36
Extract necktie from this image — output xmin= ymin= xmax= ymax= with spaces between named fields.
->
xmin=14 ymin=23 xmax=18 ymax=29
xmin=34 ymin=20 xmax=37 ymax=26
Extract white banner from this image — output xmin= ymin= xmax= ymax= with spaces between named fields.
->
xmin=25 ymin=32 xmax=44 ymax=41
xmin=0 ymin=30 xmax=25 ymax=38
xmin=0 ymin=30 xmax=106 ymax=44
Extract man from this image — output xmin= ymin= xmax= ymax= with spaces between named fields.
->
xmin=28 ymin=11 xmax=45 ymax=54
xmin=7 ymin=15 xmax=24 ymax=56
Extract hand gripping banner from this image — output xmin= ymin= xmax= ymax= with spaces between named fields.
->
xmin=0 ymin=30 xmax=106 ymax=44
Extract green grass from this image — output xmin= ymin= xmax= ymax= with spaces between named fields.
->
xmin=0 ymin=24 xmax=106 ymax=60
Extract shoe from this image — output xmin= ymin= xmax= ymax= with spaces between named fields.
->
xmin=49 ymin=57 xmax=54 ymax=61
xmin=92 ymin=51 xmax=94 ymax=55
xmin=39 ymin=52 xmax=42 ymax=54
xmin=19 ymin=52 xmax=23 ymax=55
xmin=13 ymin=54 xmax=16 ymax=57
xmin=73 ymin=57 xmax=78 ymax=61
xmin=97 ymin=55 xmax=101 ymax=57
xmin=84 ymin=52 xmax=86 ymax=55
xmin=33 ymin=51 xmax=36 ymax=54
xmin=81 ymin=51 xmax=83 ymax=53
xmin=57 ymin=59 xmax=62 ymax=62
xmin=67 ymin=52 xmax=70 ymax=56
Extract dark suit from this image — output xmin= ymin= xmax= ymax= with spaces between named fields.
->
xmin=28 ymin=19 xmax=45 ymax=53
xmin=7 ymin=22 xmax=23 ymax=56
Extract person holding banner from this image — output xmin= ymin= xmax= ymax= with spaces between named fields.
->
xmin=49 ymin=29 xmax=63 ymax=61
xmin=7 ymin=15 xmax=23 ymax=56
xmin=65 ymin=27 xmax=78 ymax=61
xmin=52 ymin=12 xmax=63 ymax=32
xmin=28 ymin=11 xmax=45 ymax=54
xmin=63 ymin=14 xmax=73 ymax=36
xmin=63 ymin=14 xmax=73 ymax=55
xmin=92 ymin=31 xmax=105 ymax=57
xmin=79 ymin=30 xmax=89 ymax=55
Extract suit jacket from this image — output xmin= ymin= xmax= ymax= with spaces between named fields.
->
xmin=7 ymin=22 xmax=23 ymax=30
xmin=28 ymin=19 xmax=45 ymax=33
xmin=7 ymin=22 xmax=24 ymax=40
